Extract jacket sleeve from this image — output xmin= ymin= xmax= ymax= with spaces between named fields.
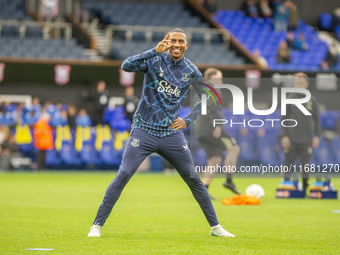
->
xmin=208 ymin=88 xmax=223 ymax=119
xmin=183 ymin=72 xmax=211 ymax=127
xmin=121 ymin=48 xmax=158 ymax=73
xmin=312 ymin=97 xmax=321 ymax=137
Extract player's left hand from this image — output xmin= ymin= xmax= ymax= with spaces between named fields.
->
xmin=169 ymin=118 xmax=187 ymax=131
xmin=312 ymin=136 xmax=320 ymax=149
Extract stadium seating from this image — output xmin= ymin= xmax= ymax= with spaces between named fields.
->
xmin=0 ymin=37 xmax=90 ymax=60
xmin=0 ymin=0 xmax=32 ymax=20
xmin=214 ymin=10 xmax=335 ymax=71
xmin=82 ymin=1 xmax=245 ymax=65
xmin=83 ymin=1 xmax=208 ymax=28
xmin=319 ymin=13 xmax=333 ymax=31
xmin=3 ymin=101 xmax=340 ymax=170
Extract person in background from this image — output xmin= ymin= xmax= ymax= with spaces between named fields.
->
xmin=0 ymin=131 xmax=19 ymax=170
xmin=294 ymin=33 xmax=308 ymax=51
xmin=51 ymin=108 xmax=68 ymax=127
xmin=258 ymin=0 xmax=273 ymax=18
xmin=321 ymin=43 xmax=339 ymax=71
xmin=0 ymin=101 xmax=15 ymax=127
xmin=195 ymin=68 xmax=241 ymax=198
xmin=277 ymin=41 xmax=291 ymax=63
xmin=241 ymin=0 xmax=259 ymax=18
xmin=124 ymin=86 xmax=139 ymax=124
xmin=14 ymin=103 xmax=25 ymax=125
xmin=33 ymin=113 xmax=54 ymax=170
xmin=25 ymin=97 xmax=41 ymax=115
xmin=0 ymin=125 xmax=10 ymax=148
xmin=280 ymin=72 xmax=321 ymax=195
xmin=24 ymin=97 xmax=41 ymax=127
xmin=93 ymin=81 xmax=109 ymax=126
xmin=76 ymin=108 xmax=92 ymax=127
xmin=67 ymin=104 xmax=77 ymax=129
xmin=253 ymin=49 xmax=268 ymax=69
xmin=43 ymin=101 xmax=57 ymax=118
xmin=273 ymin=0 xmax=289 ymax=31
xmin=285 ymin=0 xmax=298 ymax=30
xmin=286 ymin=31 xmax=295 ymax=48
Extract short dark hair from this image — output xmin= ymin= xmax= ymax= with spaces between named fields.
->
xmin=169 ymin=28 xmax=187 ymax=38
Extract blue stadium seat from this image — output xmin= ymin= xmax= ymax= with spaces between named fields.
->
xmin=312 ymin=138 xmax=336 ymax=165
xmin=59 ymin=140 xmax=82 ymax=168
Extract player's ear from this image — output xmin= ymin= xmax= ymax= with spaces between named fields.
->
xmin=185 ymin=41 xmax=188 ymax=51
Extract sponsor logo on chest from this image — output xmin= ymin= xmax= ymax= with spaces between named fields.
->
xmin=158 ymin=80 xmax=181 ymax=97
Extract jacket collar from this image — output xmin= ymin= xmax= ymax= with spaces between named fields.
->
xmin=166 ymin=52 xmax=184 ymax=66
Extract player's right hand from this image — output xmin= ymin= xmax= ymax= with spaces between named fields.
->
xmin=281 ymin=136 xmax=291 ymax=150
xmin=156 ymin=33 xmax=173 ymax=54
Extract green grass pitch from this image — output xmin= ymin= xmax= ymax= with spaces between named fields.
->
xmin=1 ymin=171 xmax=339 ymax=255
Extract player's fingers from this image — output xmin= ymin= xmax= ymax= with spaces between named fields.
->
xmin=169 ymin=123 xmax=178 ymax=129
xmin=164 ymin=32 xmax=170 ymax=40
xmin=158 ymin=42 xmax=167 ymax=47
xmin=165 ymin=43 xmax=174 ymax=49
xmin=169 ymin=121 xmax=180 ymax=129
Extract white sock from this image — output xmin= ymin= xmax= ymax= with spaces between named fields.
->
xmin=211 ymin=224 xmax=221 ymax=229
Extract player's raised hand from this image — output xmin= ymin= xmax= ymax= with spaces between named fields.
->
xmin=169 ymin=118 xmax=187 ymax=131
xmin=156 ymin=32 xmax=173 ymax=54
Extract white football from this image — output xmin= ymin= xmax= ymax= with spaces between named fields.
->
xmin=246 ymin=184 xmax=265 ymax=198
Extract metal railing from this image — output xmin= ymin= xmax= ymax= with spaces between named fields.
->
xmin=0 ymin=20 xmax=72 ymax=39
xmin=104 ymin=25 xmax=231 ymax=47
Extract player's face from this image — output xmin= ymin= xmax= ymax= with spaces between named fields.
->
xmin=294 ymin=75 xmax=308 ymax=89
xmin=168 ymin=32 xmax=188 ymax=60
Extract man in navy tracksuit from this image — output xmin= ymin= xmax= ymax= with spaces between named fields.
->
xmin=88 ymin=28 xmax=235 ymax=238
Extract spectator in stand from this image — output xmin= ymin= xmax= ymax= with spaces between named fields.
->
xmin=76 ymin=108 xmax=92 ymax=127
xmin=253 ymin=49 xmax=268 ymax=69
xmin=24 ymin=97 xmax=41 ymax=127
xmin=241 ymin=0 xmax=259 ymax=18
xmin=321 ymin=43 xmax=339 ymax=71
xmin=258 ymin=0 xmax=273 ymax=18
xmin=14 ymin=103 xmax=25 ymax=125
xmin=273 ymin=0 xmax=289 ymax=31
xmin=203 ymin=0 xmax=218 ymax=16
xmin=277 ymin=41 xmax=291 ymax=63
xmin=25 ymin=97 xmax=41 ymax=115
xmin=285 ymin=0 xmax=298 ymax=30
xmin=294 ymin=33 xmax=308 ymax=51
xmin=0 ymin=101 xmax=15 ymax=127
xmin=286 ymin=30 xmax=295 ymax=48
xmin=33 ymin=112 xmax=54 ymax=170
xmin=51 ymin=107 xmax=68 ymax=127
xmin=67 ymin=104 xmax=77 ymax=129
xmin=43 ymin=101 xmax=57 ymax=117
xmin=124 ymin=86 xmax=139 ymax=123
xmin=25 ymin=110 xmax=40 ymax=127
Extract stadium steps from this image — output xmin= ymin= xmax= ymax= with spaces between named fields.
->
xmin=83 ymin=19 xmax=112 ymax=56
